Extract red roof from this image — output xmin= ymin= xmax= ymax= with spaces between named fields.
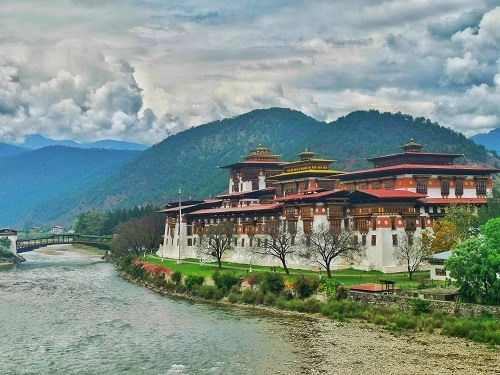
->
xmin=159 ymin=200 xmax=222 ymax=213
xmin=419 ymin=198 xmax=487 ymax=205
xmin=340 ymin=163 xmax=500 ymax=179
xmin=356 ymin=189 xmax=427 ymax=199
xmin=349 ymin=283 xmax=399 ymax=293
xmin=187 ymin=203 xmax=283 ymax=216
xmin=217 ymin=187 xmax=275 ymax=199
xmin=276 ymin=189 xmax=346 ymax=202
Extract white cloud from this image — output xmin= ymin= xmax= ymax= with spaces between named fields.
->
xmin=0 ymin=1 xmax=499 ymax=145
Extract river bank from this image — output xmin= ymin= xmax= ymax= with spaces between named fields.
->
xmin=118 ymin=267 xmax=500 ymax=374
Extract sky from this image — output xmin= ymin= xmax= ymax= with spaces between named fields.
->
xmin=0 ymin=1 xmax=499 ymax=146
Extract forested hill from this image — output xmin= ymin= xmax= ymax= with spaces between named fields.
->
xmin=0 ymin=146 xmax=140 ymax=227
xmin=470 ymin=128 xmax=500 ymax=154
xmin=65 ymin=108 xmax=497 ymax=219
xmin=0 ymin=142 xmax=26 ymax=158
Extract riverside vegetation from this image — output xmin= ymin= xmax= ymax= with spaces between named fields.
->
xmin=114 ymin=255 xmax=499 ymax=347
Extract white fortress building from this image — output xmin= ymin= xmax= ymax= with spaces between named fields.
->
xmin=157 ymin=141 xmax=498 ymax=273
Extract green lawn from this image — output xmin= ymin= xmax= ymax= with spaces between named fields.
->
xmin=140 ymin=254 xmax=435 ymax=289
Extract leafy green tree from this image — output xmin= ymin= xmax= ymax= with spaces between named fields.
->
xmin=445 ymin=218 xmax=500 ymax=305
xmin=431 ymin=220 xmax=460 ymax=253
xmin=478 ymin=182 xmax=500 ymax=225
xmin=74 ymin=211 xmax=108 ymax=235
xmin=0 ymin=237 xmax=12 ymax=252
xmin=444 ymin=204 xmax=480 ymax=240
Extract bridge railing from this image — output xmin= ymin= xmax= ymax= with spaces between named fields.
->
xmin=16 ymin=233 xmax=112 ymax=252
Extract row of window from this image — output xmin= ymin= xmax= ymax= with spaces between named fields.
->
xmin=417 ymin=178 xmax=486 ymax=196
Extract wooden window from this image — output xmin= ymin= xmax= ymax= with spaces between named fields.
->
xmin=371 ymin=235 xmax=377 ymax=246
xmin=385 ymin=180 xmax=395 ymax=190
xmin=303 ymin=221 xmax=313 ymax=234
xmin=476 ymin=180 xmax=487 ymax=195
xmin=435 ymin=268 xmax=446 ymax=276
xmin=416 ymin=179 xmax=427 ymax=194
xmin=372 ymin=181 xmax=381 ymax=189
xmin=391 ymin=217 xmax=396 ymax=230
xmin=441 ymin=179 xmax=450 ymax=196
xmin=241 ymin=238 xmax=245 ymax=247
xmin=392 ymin=234 xmax=398 ymax=246
xmin=352 ymin=235 xmax=358 ymax=245
xmin=372 ymin=219 xmax=377 ymax=231
xmin=362 ymin=234 xmax=367 ymax=246
xmin=187 ymin=238 xmax=193 ymax=246
xmin=455 ymin=180 xmax=463 ymax=196
xmin=420 ymin=217 xmax=426 ymax=229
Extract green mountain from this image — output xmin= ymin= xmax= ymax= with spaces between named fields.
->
xmin=0 ymin=146 xmax=140 ymax=227
xmin=68 ymin=108 xmax=497 ymax=213
xmin=470 ymin=128 xmax=500 ymax=154
xmin=4 ymin=108 xmax=497 ymax=228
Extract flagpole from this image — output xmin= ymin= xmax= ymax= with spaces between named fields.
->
xmin=177 ymin=187 xmax=182 ymax=264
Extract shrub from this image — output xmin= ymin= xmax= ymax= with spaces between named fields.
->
xmin=171 ymin=270 xmax=182 ymax=285
xmin=260 ymin=272 xmax=284 ymax=295
xmin=263 ymin=293 xmax=277 ymax=306
xmin=321 ymin=300 xmax=367 ymax=320
xmin=195 ymin=285 xmax=224 ymax=300
xmin=239 ymin=289 xmax=264 ymax=304
xmin=408 ymin=298 xmax=431 ymax=316
xmin=227 ymin=293 xmax=239 ymax=303
xmin=296 ymin=276 xmax=315 ymax=299
xmin=152 ymin=274 xmax=169 ymax=289
xmin=296 ymin=297 xmax=323 ymax=313
xmin=441 ymin=318 xmax=500 ymax=345
xmin=229 ymin=284 xmax=241 ymax=294
xmin=246 ymin=274 xmax=262 ymax=288
xmin=275 ymin=297 xmax=287 ymax=310
xmin=184 ymin=275 xmax=205 ymax=290
xmin=129 ymin=263 xmax=147 ymax=279
xmin=212 ymin=270 xmax=239 ymax=293
xmin=322 ymin=279 xmax=348 ymax=301
xmin=394 ymin=315 xmax=418 ymax=330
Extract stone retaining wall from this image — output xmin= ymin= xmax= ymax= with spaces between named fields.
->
xmin=348 ymin=291 xmax=500 ymax=318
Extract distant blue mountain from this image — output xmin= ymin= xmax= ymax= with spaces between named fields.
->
xmin=470 ymin=128 xmax=500 ymax=154
xmin=0 ymin=142 xmax=27 ymax=158
xmin=11 ymin=134 xmax=148 ymax=151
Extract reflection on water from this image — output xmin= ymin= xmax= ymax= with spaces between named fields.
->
xmin=0 ymin=247 xmax=303 ymax=374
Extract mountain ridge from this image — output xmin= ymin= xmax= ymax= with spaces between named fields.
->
xmin=3 ymin=108 xmax=498 ymax=228
xmin=470 ymin=128 xmax=500 ymax=154
xmin=8 ymin=134 xmax=148 ymax=151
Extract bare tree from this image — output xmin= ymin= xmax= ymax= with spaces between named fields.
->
xmin=139 ymin=213 xmax=165 ymax=254
xmin=112 ymin=213 xmax=165 ymax=257
xmin=393 ymin=231 xmax=433 ymax=280
xmin=112 ymin=220 xmax=144 ymax=256
xmin=251 ymin=221 xmax=297 ymax=274
xmin=300 ymin=223 xmax=364 ymax=278
xmin=196 ymin=222 xmax=237 ymax=268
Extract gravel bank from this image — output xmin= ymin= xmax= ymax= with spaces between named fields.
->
xmin=289 ymin=316 xmax=499 ymax=375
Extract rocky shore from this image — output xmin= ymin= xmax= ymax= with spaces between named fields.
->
xmin=119 ymin=270 xmax=499 ymax=375
xmin=290 ymin=317 xmax=499 ymax=374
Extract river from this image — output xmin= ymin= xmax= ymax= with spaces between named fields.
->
xmin=0 ymin=246 xmax=306 ymax=374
